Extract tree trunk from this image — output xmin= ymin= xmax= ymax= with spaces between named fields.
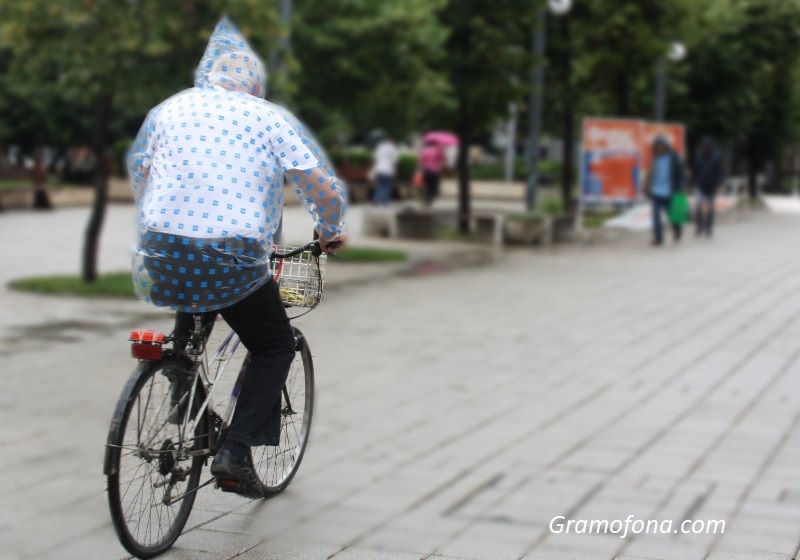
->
xmin=32 ymin=146 xmax=53 ymax=210
xmin=560 ymin=16 xmax=574 ymax=213
xmin=616 ymin=72 xmax=629 ymax=116
xmin=747 ymin=161 xmax=758 ymax=200
xmin=616 ymin=55 xmax=631 ymax=116
xmin=82 ymin=94 xmax=113 ymax=282
xmin=456 ymin=94 xmax=471 ymax=234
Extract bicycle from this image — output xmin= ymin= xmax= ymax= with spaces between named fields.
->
xmin=104 ymin=240 xmax=328 ymax=559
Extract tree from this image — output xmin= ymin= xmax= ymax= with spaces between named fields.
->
xmin=0 ymin=0 xmax=279 ymax=281
xmin=437 ymin=0 xmax=537 ymax=232
xmin=291 ymin=0 xmax=450 ymax=144
xmin=669 ymin=0 xmax=800 ymax=197
xmin=566 ymin=0 xmax=685 ymax=118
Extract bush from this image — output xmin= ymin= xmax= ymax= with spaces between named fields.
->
xmin=471 ymin=158 xmax=561 ymax=182
xmin=540 ymin=196 xmax=564 ymax=215
xmin=330 ymin=148 xmax=372 ymax=168
xmin=397 ymin=154 xmax=418 ymax=182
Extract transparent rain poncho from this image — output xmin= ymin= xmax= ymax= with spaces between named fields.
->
xmin=127 ymin=18 xmax=347 ymax=313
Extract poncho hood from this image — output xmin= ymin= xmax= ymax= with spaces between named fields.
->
xmin=194 ymin=17 xmax=266 ymax=98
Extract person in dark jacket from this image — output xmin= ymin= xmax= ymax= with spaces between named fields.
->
xmin=692 ymin=136 xmax=725 ymax=237
xmin=645 ymin=136 xmax=685 ymax=246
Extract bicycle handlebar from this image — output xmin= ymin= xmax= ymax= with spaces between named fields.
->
xmin=271 ymin=239 xmax=343 ymax=259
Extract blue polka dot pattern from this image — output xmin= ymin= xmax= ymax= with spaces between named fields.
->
xmin=127 ymin=17 xmax=348 ymax=313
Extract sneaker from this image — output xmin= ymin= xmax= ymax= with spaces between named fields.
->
xmin=210 ymin=449 xmax=264 ymax=499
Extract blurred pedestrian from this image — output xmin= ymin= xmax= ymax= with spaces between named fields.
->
xmin=371 ymin=132 xmax=399 ymax=206
xmin=419 ymin=138 xmax=446 ymax=206
xmin=644 ymin=136 xmax=686 ymax=246
xmin=692 ymin=136 xmax=724 ymax=237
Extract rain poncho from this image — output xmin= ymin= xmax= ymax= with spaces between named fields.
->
xmin=128 ymin=18 xmax=347 ymax=313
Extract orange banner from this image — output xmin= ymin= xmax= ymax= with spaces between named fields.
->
xmin=581 ymin=118 xmax=643 ymax=201
xmin=581 ymin=118 xmax=686 ymax=202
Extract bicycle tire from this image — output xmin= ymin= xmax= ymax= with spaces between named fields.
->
xmin=249 ymin=327 xmax=315 ymax=497
xmin=105 ymin=353 xmax=206 ymax=558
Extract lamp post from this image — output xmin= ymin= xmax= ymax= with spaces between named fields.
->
xmin=526 ymin=0 xmax=572 ymax=212
xmin=654 ymin=41 xmax=686 ymax=122
xmin=273 ymin=0 xmax=292 ymax=245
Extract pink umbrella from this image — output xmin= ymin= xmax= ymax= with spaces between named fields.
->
xmin=423 ymin=131 xmax=459 ymax=146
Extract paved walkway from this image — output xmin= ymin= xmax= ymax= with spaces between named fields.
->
xmin=3 ymin=203 xmax=800 ymax=560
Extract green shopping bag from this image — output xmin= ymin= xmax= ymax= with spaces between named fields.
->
xmin=669 ymin=192 xmax=690 ymax=225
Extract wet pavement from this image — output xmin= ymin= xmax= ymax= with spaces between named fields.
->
xmin=3 ymin=203 xmax=800 ymax=560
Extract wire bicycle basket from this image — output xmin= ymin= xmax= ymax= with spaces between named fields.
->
xmin=270 ymin=246 xmax=326 ymax=308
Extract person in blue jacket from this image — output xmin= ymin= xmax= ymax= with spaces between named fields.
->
xmin=644 ymin=136 xmax=685 ymax=246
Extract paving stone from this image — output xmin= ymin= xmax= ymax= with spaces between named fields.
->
xmin=5 ymin=206 xmax=800 ymax=560
xmin=331 ymin=546 xmax=426 ymax=560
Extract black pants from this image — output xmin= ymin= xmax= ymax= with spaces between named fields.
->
xmin=423 ymin=170 xmax=440 ymax=205
xmin=652 ymin=195 xmax=682 ymax=244
xmin=695 ymin=192 xmax=715 ymax=236
xmin=174 ymin=279 xmax=296 ymax=446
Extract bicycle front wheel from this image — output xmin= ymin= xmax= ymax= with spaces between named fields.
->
xmin=250 ymin=327 xmax=315 ymax=497
xmin=105 ymin=354 xmax=206 ymax=558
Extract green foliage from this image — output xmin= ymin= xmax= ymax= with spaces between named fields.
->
xmin=330 ymin=148 xmax=373 ymax=168
xmin=0 ymin=1 xmax=280 ymax=147
xmin=9 ymin=272 xmax=135 ymax=298
xmin=397 ymin=154 xmax=418 ymax=182
xmin=3 ymin=0 xmax=800 ymax=205
xmin=504 ymin=211 xmax=545 ymax=221
xmin=564 ymin=0 xmax=686 ymax=117
xmin=437 ymin=0 xmax=538 ymax=135
xmin=582 ymin=209 xmax=618 ymax=228
xmin=333 ymin=247 xmax=407 ymax=263
xmin=669 ymin=0 xmax=800 ymax=172
xmin=291 ymin=0 xmax=450 ymax=144
xmin=539 ymin=195 xmax=564 ymax=215
xmin=470 ymin=159 xmax=559 ymax=181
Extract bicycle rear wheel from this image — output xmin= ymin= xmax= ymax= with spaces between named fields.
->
xmin=105 ymin=354 xmax=206 ymax=558
xmin=250 ymin=327 xmax=315 ymax=497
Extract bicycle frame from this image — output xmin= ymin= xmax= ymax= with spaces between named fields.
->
xmin=174 ymin=315 xmax=248 ymax=458
xmin=176 ymin=239 xmax=324 ymax=448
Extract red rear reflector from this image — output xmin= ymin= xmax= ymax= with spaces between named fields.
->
xmin=130 ymin=329 xmax=166 ymax=360
xmin=131 ymin=343 xmax=163 ymax=360
xmin=130 ymin=329 xmax=166 ymax=343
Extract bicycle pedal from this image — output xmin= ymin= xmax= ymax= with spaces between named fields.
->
xmin=215 ymin=477 xmax=241 ymax=492
xmin=215 ymin=477 xmax=262 ymax=499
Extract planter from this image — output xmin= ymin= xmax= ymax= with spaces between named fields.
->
xmin=396 ymin=208 xmax=435 ymax=239
xmin=503 ymin=214 xmax=551 ymax=245
xmin=551 ymin=213 xmax=576 ymax=243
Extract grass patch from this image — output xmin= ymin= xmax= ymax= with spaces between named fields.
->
xmin=0 ymin=179 xmax=33 ymax=189
xmin=434 ymin=227 xmax=474 ymax=241
xmin=332 ymin=247 xmax=407 ymax=263
xmin=582 ymin=209 xmax=619 ymax=229
xmin=9 ymin=272 xmax=135 ymax=298
xmin=0 ymin=178 xmax=62 ymax=189
xmin=9 ymin=249 xmax=408 ymax=298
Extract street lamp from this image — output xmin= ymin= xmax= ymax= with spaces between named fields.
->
xmin=273 ymin=0 xmax=293 ymax=244
xmin=526 ymin=0 xmax=573 ymax=212
xmin=654 ymin=41 xmax=686 ymax=122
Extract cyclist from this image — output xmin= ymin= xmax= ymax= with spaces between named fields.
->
xmin=127 ymin=17 xmax=347 ymax=498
